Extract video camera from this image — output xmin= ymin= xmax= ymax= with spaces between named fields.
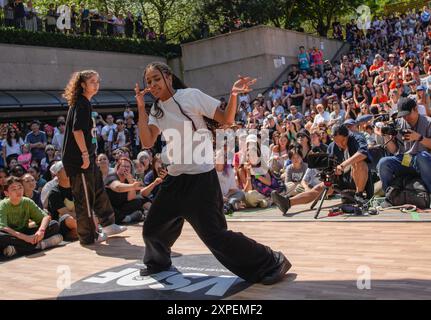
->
xmin=374 ymin=114 xmax=409 ymax=137
xmin=307 ymin=153 xmax=339 ymax=186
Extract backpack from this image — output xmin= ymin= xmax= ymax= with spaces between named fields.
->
xmin=385 ymin=176 xmax=430 ymax=209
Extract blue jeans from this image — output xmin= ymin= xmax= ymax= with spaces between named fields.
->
xmin=377 ymin=151 xmax=431 ymax=192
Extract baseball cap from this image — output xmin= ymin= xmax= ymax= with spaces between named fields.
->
xmin=50 ymin=161 xmax=64 ymax=175
xmin=397 ymin=97 xmax=416 ymax=118
xmin=417 ymin=85 xmax=426 ymax=91
xmin=356 ymin=114 xmax=373 ymax=124
xmin=296 ymin=130 xmax=310 ymax=140
xmin=344 ymin=119 xmax=357 ymax=127
xmin=257 ymin=93 xmax=264 ymax=98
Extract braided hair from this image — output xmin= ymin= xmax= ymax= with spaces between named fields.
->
xmin=143 ymin=62 xmax=219 ymax=133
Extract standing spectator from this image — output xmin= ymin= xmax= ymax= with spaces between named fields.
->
xmin=112 ymin=119 xmax=131 ymax=151
xmin=125 ymin=12 xmax=134 ymax=38
xmin=79 ymin=3 xmax=90 ymax=34
xmin=24 ymin=0 xmax=37 ymax=32
xmin=298 ymin=46 xmax=310 ymax=72
xmin=45 ymin=3 xmax=57 ymax=33
xmin=13 ymin=0 xmax=25 ymax=29
xmin=114 ymin=13 xmax=125 ymax=37
xmin=4 ymin=1 xmax=15 ymax=27
xmin=135 ymin=15 xmax=144 ymax=38
xmin=123 ymin=105 xmax=134 ymax=119
xmin=25 ymin=120 xmax=47 ymax=164
xmin=101 ymin=114 xmax=116 ymax=158
xmin=106 ymin=12 xmax=115 ymax=36
xmin=148 ymin=27 xmax=156 ymax=40
xmin=52 ymin=120 xmax=65 ymax=152
xmin=2 ymin=126 xmax=24 ymax=168
xmin=310 ymin=46 xmax=324 ymax=74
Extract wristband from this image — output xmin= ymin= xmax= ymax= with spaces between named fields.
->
xmin=418 ymin=135 xmax=424 ymax=142
xmin=39 ymin=229 xmax=46 ymax=233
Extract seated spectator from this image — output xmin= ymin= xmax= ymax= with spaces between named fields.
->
xmin=21 ymin=173 xmax=42 ymax=209
xmin=9 ymin=164 xmax=26 ymax=178
xmin=25 ymin=120 xmax=47 ymax=164
xmin=40 ymin=144 xmax=56 ymax=174
xmin=47 ymin=162 xmax=78 ymax=242
xmin=28 ymin=165 xmax=46 ymax=192
xmin=97 ymin=153 xmax=115 ymax=180
xmin=270 ymin=133 xmax=290 ymax=174
xmin=329 ymin=101 xmax=346 ymax=126
xmin=241 ymin=135 xmax=285 ymax=208
xmin=313 ymin=104 xmax=330 ymax=128
xmin=284 ymin=147 xmax=308 ymax=196
xmin=0 ymin=176 xmax=63 ymax=258
xmin=104 ymin=157 xmax=151 ymax=224
xmin=215 ymin=150 xmax=245 ymax=213
xmin=143 ymin=153 xmax=168 ymax=200
xmin=40 ymin=167 xmax=59 ymax=210
xmin=296 ymin=130 xmax=312 ymax=161
xmin=377 ymin=98 xmax=431 ymax=193
xmin=17 ymin=143 xmax=31 ymax=171
xmin=0 ymin=167 xmax=8 ymax=200
xmin=2 ymin=126 xmax=24 ymax=168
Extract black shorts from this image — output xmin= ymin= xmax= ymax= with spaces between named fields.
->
xmin=334 ymin=172 xmax=356 ymax=191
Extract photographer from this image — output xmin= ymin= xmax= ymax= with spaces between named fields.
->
xmin=271 ymin=124 xmax=370 ymax=215
xmin=377 ymin=98 xmax=431 ymax=193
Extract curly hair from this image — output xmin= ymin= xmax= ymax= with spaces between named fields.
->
xmin=63 ymin=70 xmax=99 ymax=108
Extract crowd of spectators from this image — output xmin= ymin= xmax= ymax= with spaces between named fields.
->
xmin=0 ymin=0 xmax=167 ymax=41
xmin=2 ymin=8 xmax=431 ymax=258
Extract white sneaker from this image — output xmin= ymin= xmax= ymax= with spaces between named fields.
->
xmin=103 ymin=224 xmax=127 ymax=237
xmin=95 ymin=232 xmax=108 ymax=243
xmin=3 ymin=245 xmax=17 ymax=258
xmin=37 ymin=234 xmax=63 ymax=250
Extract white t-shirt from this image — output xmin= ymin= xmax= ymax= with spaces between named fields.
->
xmin=2 ymin=138 xmax=24 ymax=157
xmin=102 ymin=124 xmax=117 ymax=142
xmin=216 ymin=167 xmax=237 ymax=197
xmin=41 ymin=177 xmax=59 ymax=209
xmin=124 ymin=110 xmax=134 ymax=119
xmin=52 ymin=132 xmax=64 ymax=151
xmin=148 ymin=88 xmax=220 ymax=176
xmin=313 ymin=112 xmax=330 ymax=125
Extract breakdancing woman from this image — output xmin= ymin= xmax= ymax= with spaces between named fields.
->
xmin=135 ymin=62 xmax=291 ymax=285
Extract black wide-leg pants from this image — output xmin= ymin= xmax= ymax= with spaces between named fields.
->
xmin=69 ymin=163 xmax=115 ymax=244
xmin=142 ymin=169 xmax=278 ymax=283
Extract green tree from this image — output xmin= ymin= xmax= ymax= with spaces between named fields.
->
xmin=298 ymin=0 xmax=363 ymax=36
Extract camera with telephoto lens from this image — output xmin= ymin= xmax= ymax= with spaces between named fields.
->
xmin=380 ymin=121 xmax=409 ymax=137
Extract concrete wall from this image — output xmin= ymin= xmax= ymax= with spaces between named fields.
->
xmin=0 ymin=44 xmax=166 ymax=90
xmin=181 ymin=25 xmax=345 ymax=98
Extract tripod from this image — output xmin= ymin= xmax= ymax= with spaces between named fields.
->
xmin=310 ymin=182 xmax=334 ymax=220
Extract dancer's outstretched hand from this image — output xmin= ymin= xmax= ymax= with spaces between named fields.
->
xmin=232 ymin=75 xmax=257 ymax=95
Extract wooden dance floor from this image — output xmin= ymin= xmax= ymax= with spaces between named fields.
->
xmin=1 ymin=204 xmax=431 ymax=300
